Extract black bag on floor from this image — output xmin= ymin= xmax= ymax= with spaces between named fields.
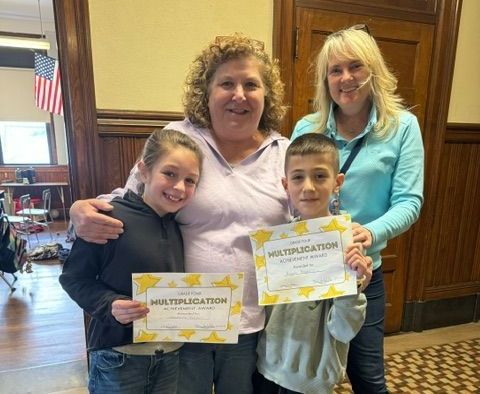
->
xmin=0 ymin=215 xmax=28 ymax=274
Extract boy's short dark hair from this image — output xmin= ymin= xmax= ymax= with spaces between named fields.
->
xmin=286 ymin=133 xmax=339 ymax=173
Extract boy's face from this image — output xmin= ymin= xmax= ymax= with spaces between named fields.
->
xmin=283 ymin=153 xmax=344 ymax=220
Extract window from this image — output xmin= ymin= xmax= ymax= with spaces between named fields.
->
xmin=0 ymin=121 xmax=52 ymax=164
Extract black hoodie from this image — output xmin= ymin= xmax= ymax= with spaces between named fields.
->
xmin=59 ymin=190 xmax=184 ymax=350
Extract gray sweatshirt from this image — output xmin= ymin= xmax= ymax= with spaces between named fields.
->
xmin=256 ymin=293 xmax=366 ymax=394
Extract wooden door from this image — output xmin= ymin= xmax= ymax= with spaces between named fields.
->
xmin=292 ymin=8 xmax=434 ymax=333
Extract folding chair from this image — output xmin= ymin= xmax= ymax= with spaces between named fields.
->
xmin=16 ymin=192 xmax=53 ymax=241
xmin=7 ymin=194 xmax=36 ymax=245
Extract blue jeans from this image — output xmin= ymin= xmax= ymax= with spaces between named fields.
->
xmin=88 ymin=348 xmax=179 ymax=393
xmin=347 ymin=267 xmax=388 ymax=393
xmin=178 ymin=332 xmax=258 ymax=394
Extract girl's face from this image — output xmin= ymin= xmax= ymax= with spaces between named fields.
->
xmin=207 ymin=56 xmax=265 ymax=142
xmin=139 ymin=147 xmax=200 ymax=216
xmin=327 ymin=56 xmax=371 ymax=115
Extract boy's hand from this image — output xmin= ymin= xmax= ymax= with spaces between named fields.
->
xmin=345 ymin=244 xmax=372 ymax=291
xmin=352 ymin=222 xmax=373 ymax=249
xmin=111 ymin=299 xmax=149 ymax=324
xmin=70 ymin=199 xmax=124 ymax=244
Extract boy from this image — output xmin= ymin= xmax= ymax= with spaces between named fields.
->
xmin=256 ymin=133 xmax=369 ymax=394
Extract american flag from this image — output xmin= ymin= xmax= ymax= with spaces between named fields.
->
xmin=34 ymin=53 xmax=63 ymax=116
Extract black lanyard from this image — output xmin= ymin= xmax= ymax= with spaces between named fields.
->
xmin=340 ymin=135 xmax=365 ymax=175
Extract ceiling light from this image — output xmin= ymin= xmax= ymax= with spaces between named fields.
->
xmin=0 ymin=36 xmax=50 ymax=50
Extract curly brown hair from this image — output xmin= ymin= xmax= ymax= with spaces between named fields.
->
xmin=183 ymin=34 xmax=286 ymax=135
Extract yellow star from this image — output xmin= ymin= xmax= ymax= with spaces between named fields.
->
xmin=280 ymin=233 xmax=289 ymax=239
xmin=212 ymin=275 xmax=238 ymax=291
xmin=321 ymin=218 xmax=347 ymax=233
xmin=231 ymin=301 xmax=242 ymax=315
xmin=134 ymin=274 xmax=161 ymax=295
xmin=168 ymin=280 xmax=177 ymax=287
xmin=178 ymin=329 xmax=196 ymax=340
xmin=283 ymin=297 xmax=292 ymax=303
xmin=237 ymin=273 xmax=244 ymax=279
xmin=162 ymin=336 xmax=173 ymax=341
xmin=321 ymin=285 xmax=346 ymax=298
xmin=260 ymin=291 xmax=279 ymax=305
xmin=201 ymin=331 xmax=226 ymax=343
xmin=293 ymin=221 xmax=309 ymax=235
xmin=255 ymin=255 xmax=266 ymax=269
xmin=298 ymin=286 xmax=316 ymax=298
xmin=183 ymin=274 xmax=202 ymax=287
xmin=226 ymin=321 xmax=234 ymax=331
xmin=135 ymin=329 xmax=157 ymax=342
xmin=250 ymin=229 xmax=273 ymax=249
xmin=345 ymin=273 xmax=351 ymax=281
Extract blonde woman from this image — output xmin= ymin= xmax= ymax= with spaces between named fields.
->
xmin=291 ymin=25 xmax=424 ymax=393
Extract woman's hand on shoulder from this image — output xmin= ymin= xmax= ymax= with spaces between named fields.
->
xmin=345 ymin=243 xmax=373 ymax=291
xmin=352 ymin=222 xmax=373 ymax=249
xmin=70 ymin=198 xmax=123 ymax=244
xmin=111 ymin=299 xmax=149 ymax=324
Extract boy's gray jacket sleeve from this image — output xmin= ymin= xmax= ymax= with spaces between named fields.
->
xmin=328 ymin=293 xmax=367 ymax=343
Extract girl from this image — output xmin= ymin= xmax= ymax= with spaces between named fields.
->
xmin=60 ymin=129 xmax=203 ymax=394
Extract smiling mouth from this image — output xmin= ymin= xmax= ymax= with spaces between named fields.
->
xmin=340 ymin=87 xmax=358 ymax=93
xmin=227 ymin=108 xmax=249 ymax=115
xmin=164 ymin=193 xmax=182 ymax=202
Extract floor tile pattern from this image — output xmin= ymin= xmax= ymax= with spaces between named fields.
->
xmin=335 ymin=338 xmax=480 ymax=393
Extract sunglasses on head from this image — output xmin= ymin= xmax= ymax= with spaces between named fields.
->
xmin=351 ymin=24 xmax=371 ymax=35
xmin=330 ymin=24 xmax=371 ymax=37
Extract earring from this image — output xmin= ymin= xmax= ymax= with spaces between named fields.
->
xmin=329 ymin=192 xmax=340 ymax=215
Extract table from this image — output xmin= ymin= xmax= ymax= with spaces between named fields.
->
xmin=0 ymin=182 xmax=69 ymax=223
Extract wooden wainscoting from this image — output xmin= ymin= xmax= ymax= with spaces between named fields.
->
xmin=95 ymin=110 xmax=184 ymax=194
xmin=404 ymin=123 xmax=480 ymax=331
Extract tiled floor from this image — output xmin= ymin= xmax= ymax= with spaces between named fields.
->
xmin=335 ymin=333 xmax=480 ymax=393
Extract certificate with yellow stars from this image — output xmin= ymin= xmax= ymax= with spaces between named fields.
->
xmin=249 ymin=215 xmax=357 ymax=305
xmin=132 ymin=272 xmax=244 ymax=344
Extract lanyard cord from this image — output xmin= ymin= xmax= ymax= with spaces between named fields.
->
xmin=340 ymin=135 xmax=366 ymax=175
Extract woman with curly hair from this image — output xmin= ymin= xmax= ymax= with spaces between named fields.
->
xmin=291 ymin=26 xmax=425 ymax=393
xmin=69 ymin=34 xmax=290 ymax=394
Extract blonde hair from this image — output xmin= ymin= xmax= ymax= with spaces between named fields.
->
xmin=311 ymin=27 xmax=405 ymax=139
xmin=183 ymin=34 xmax=286 ymax=135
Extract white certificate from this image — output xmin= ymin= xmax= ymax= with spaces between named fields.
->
xmin=249 ymin=215 xmax=357 ymax=305
xmin=132 ymin=272 xmax=244 ymax=344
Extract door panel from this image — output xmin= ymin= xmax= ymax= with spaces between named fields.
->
xmin=292 ymin=7 xmax=434 ymax=333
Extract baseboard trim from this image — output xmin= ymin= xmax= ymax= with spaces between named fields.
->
xmin=402 ymin=294 xmax=480 ymax=332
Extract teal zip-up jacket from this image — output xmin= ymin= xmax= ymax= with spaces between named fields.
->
xmin=291 ymin=106 xmax=424 ymax=270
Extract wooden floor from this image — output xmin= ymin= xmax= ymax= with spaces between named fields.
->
xmin=0 ymin=221 xmax=86 ymax=373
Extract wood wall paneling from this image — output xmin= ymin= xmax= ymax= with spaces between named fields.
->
xmin=424 ymin=124 xmax=480 ymax=300
xmin=54 ymin=0 xmax=100 ymax=201
xmin=296 ymin=0 xmax=437 ymax=23
xmin=96 ymin=110 xmax=184 ymax=193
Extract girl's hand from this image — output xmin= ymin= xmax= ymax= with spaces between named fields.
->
xmin=352 ymin=222 xmax=373 ymax=249
xmin=111 ymin=299 xmax=149 ymax=324
xmin=345 ymin=244 xmax=373 ymax=291
xmin=70 ymin=199 xmax=124 ymax=244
